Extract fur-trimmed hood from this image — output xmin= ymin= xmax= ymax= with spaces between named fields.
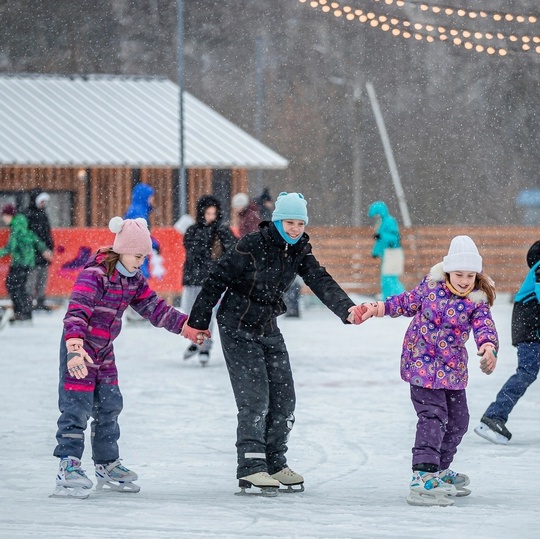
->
xmin=428 ymin=261 xmax=488 ymax=304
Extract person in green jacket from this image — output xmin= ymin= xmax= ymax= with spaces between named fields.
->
xmin=0 ymin=203 xmax=52 ymax=323
xmin=368 ymin=200 xmax=406 ymax=300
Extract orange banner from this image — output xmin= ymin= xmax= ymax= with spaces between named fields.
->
xmin=0 ymin=227 xmax=186 ymax=297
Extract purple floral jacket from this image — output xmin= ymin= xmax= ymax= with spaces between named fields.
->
xmin=384 ymin=262 xmax=499 ymax=390
xmin=64 ymin=250 xmax=188 ymax=363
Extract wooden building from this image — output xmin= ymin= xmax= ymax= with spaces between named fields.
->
xmin=0 ymin=74 xmax=288 ymax=227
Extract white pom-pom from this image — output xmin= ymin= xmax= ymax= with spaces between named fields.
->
xmin=109 ymin=216 xmax=124 ymax=233
xmin=134 ymin=217 xmax=149 ymax=229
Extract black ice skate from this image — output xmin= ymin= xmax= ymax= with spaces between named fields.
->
xmin=235 ymin=472 xmax=280 ymax=497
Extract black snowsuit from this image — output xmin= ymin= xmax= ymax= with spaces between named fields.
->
xmin=25 ymin=190 xmax=54 ymax=267
xmin=188 ymin=221 xmax=355 ymax=478
xmin=182 ymin=195 xmax=237 ymax=286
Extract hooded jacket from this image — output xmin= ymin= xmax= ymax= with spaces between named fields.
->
xmin=0 ymin=213 xmax=48 ymax=268
xmin=124 ymin=183 xmax=155 ymax=222
xmin=25 ymin=189 xmax=54 ymax=266
xmin=187 ymin=221 xmax=355 ymax=335
xmin=368 ymin=201 xmax=401 ymax=258
xmin=64 ymin=249 xmax=187 ymax=363
xmin=384 ymin=262 xmax=498 ymax=390
xmin=182 ymin=196 xmax=236 ymax=286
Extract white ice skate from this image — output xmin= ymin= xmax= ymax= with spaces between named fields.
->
xmin=50 ymin=456 xmax=93 ymax=499
xmin=0 ymin=307 xmax=13 ymax=331
xmin=236 ymin=472 xmax=280 ymax=497
xmin=199 ymin=351 xmax=210 ymax=366
xmin=271 ymin=467 xmax=304 ymax=492
xmin=95 ymin=460 xmax=140 ymax=493
xmin=183 ymin=343 xmax=199 ymax=360
xmin=439 ymin=469 xmax=471 ymax=497
xmin=406 ymin=470 xmax=457 ymax=507
xmin=474 ymin=417 xmax=511 ymax=445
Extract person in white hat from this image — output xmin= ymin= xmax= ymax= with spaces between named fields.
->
xmin=349 ymin=235 xmax=499 ymax=507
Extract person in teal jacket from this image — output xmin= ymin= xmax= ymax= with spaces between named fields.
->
xmin=0 ymin=203 xmax=52 ymax=322
xmin=368 ymin=201 xmax=405 ymax=299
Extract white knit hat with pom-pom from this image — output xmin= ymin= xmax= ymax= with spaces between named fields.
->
xmin=109 ymin=216 xmax=152 ymax=255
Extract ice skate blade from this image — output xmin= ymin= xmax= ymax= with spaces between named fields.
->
xmin=49 ymin=486 xmax=90 ymax=499
xmin=406 ymin=491 xmax=454 ymax=507
xmin=474 ymin=423 xmax=510 ymax=445
xmin=235 ymin=486 xmax=279 ymax=497
xmin=456 ymin=487 xmax=471 ymax=497
xmin=279 ymin=483 xmax=305 ymax=493
xmin=96 ymin=480 xmax=141 ymax=493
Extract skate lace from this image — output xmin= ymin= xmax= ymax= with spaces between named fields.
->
xmin=64 ymin=459 xmax=87 ymax=477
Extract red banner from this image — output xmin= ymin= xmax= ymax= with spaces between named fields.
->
xmin=0 ymin=227 xmax=186 ymax=297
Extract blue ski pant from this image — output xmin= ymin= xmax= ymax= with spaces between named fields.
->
xmin=53 ymin=337 xmax=123 ymax=464
xmin=484 ymin=342 xmax=540 ymax=423
xmin=219 ymin=324 xmax=296 ymax=479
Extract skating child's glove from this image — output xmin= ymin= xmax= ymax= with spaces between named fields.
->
xmin=181 ymin=322 xmax=211 ymax=345
xmin=65 ymin=338 xmax=94 ymax=379
xmin=477 ymin=342 xmax=497 ymax=375
xmin=360 ymin=301 xmax=385 ymax=322
xmin=347 ymin=304 xmax=368 ymax=324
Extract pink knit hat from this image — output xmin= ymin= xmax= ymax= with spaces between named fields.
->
xmin=109 ymin=217 xmax=152 ymax=255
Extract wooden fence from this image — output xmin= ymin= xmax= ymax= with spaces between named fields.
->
xmin=307 ymin=226 xmax=540 ymax=296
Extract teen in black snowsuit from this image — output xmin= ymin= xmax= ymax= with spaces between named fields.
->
xmin=184 ymin=192 xmax=362 ymax=494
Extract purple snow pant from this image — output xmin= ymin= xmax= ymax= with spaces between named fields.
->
xmin=410 ymin=385 xmax=469 ymax=471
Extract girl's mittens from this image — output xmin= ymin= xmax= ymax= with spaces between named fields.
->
xmin=477 ymin=343 xmax=497 ymax=375
xmin=361 ymin=301 xmax=385 ymax=321
xmin=347 ymin=304 xmax=368 ymax=324
xmin=181 ymin=322 xmax=211 ymax=345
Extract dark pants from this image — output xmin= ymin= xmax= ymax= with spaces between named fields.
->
xmin=219 ymin=324 xmax=296 ymax=479
xmin=410 ymin=385 xmax=469 ymax=471
xmin=485 ymin=342 xmax=540 ymax=422
xmin=53 ymin=337 xmax=123 ymax=464
xmin=6 ymin=265 xmax=32 ymax=319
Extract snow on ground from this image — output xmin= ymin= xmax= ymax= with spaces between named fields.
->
xmin=1 ymin=294 xmax=539 ymax=539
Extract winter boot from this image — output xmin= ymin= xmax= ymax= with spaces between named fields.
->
xmin=406 ymin=470 xmax=456 ymax=507
xmin=183 ymin=343 xmax=199 ymax=360
xmin=95 ymin=460 xmax=140 ymax=493
xmin=439 ymin=469 xmax=471 ymax=496
xmin=474 ymin=416 xmax=511 ymax=445
xmin=236 ymin=472 xmax=280 ymax=497
xmin=271 ymin=467 xmax=304 ymax=492
xmin=50 ymin=456 xmax=93 ymax=499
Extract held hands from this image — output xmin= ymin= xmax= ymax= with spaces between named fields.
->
xmin=65 ymin=338 xmax=93 ymax=379
xmin=477 ymin=342 xmax=497 ymax=375
xmin=347 ymin=301 xmax=385 ymax=324
xmin=181 ymin=322 xmax=211 ymax=345
xmin=347 ymin=304 xmax=367 ymax=324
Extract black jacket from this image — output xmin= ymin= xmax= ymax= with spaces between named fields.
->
xmin=182 ymin=195 xmax=236 ymax=286
xmin=188 ymin=221 xmax=355 ymax=334
xmin=25 ymin=190 xmax=54 ymax=266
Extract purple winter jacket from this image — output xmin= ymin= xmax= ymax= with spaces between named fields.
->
xmin=64 ymin=249 xmax=187 ymax=363
xmin=384 ymin=262 xmax=499 ymax=390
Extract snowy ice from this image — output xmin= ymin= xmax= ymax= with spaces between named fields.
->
xmin=1 ymin=294 xmax=539 ymax=538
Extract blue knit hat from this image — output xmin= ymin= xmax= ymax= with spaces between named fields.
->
xmin=271 ymin=192 xmax=309 ymax=225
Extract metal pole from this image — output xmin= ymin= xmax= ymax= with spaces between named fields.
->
xmin=255 ymin=35 xmax=266 ymax=195
xmin=177 ymin=0 xmax=187 ymax=216
xmin=352 ymin=80 xmax=362 ymax=227
xmin=365 ymin=82 xmax=412 ymax=228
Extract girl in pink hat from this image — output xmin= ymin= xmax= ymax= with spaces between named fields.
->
xmin=51 ymin=217 xmax=207 ymax=499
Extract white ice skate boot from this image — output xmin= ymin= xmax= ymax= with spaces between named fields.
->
xmin=50 ymin=456 xmax=93 ymax=499
xmin=199 ymin=350 xmax=210 ymax=366
xmin=0 ymin=307 xmax=13 ymax=331
xmin=474 ymin=416 xmax=511 ymax=445
xmin=236 ymin=472 xmax=280 ymax=497
xmin=271 ymin=467 xmax=304 ymax=492
xmin=439 ymin=469 xmax=471 ymax=497
xmin=183 ymin=343 xmax=199 ymax=360
xmin=406 ymin=470 xmax=457 ymax=507
xmin=95 ymin=460 xmax=140 ymax=493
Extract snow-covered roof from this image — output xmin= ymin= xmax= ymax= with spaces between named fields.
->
xmin=0 ymin=74 xmax=288 ymax=169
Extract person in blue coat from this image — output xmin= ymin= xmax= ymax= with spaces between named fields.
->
xmin=368 ymin=201 xmax=405 ymax=299
xmin=123 ymin=183 xmax=160 ymax=279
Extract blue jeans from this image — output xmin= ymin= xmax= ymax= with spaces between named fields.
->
xmin=484 ymin=342 xmax=540 ymax=422
xmin=53 ymin=337 xmax=123 ymax=464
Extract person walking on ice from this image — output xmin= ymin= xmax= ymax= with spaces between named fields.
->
xmin=183 ymin=192 xmax=365 ymax=496
xmin=52 ymin=217 xmax=207 ymax=499
xmin=349 ymin=235 xmax=499 ymax=506
xmin=475 ymin=240 xmax=540 ymax=445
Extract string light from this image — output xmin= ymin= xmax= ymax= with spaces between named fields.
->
xmin=298 ymin=0 xmax=540 ymax=57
